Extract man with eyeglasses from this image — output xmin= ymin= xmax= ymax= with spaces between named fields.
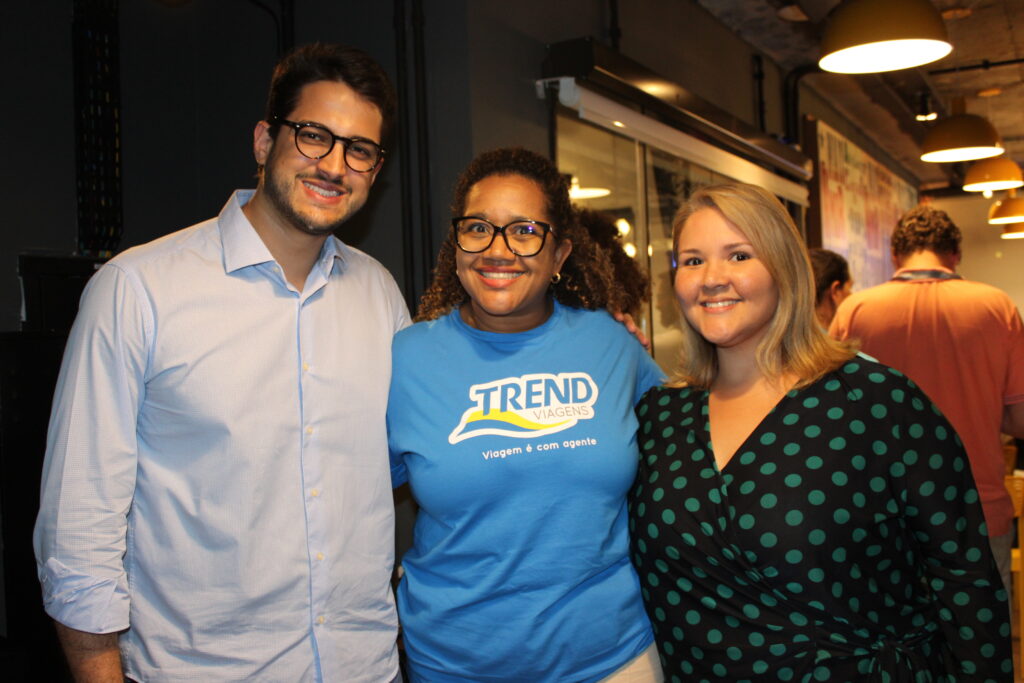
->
xmin=34 ymin=43 xmax=409 ymax=682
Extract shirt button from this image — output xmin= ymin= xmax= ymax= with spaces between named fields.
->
xmin=316 ymin=552 xmax=325 ymax=561
xmin=306 ymin=426 xmax=314 ymax=435
xmin=317 ymin=616 xmax=325 ymax=625
xmin=302 ymin=362 xmax=310 ymax=372
xmin=311 ymin=489 xmax=319 ymax=497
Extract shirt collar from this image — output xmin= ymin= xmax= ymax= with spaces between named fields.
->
xmin=219 ymin=190 xmax=347 ymax=275
xmin=891 ymin=266 xmax=961 ymax=282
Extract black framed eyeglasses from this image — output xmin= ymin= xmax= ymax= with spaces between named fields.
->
xmin=271 ymin=116 xmax=385 ymax=173
xmin=451 ymin=216 xmax=553 ymax=257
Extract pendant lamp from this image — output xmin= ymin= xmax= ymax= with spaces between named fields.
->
xmin=914 ymin=92 xmax=937 ymax=122
xmin=921 ymin=98 xmax=1004 ymax=163
xmin=1001 ymin=225 xmax=1024 ymax=239
xmin=963 ymin=157 xmax=1024 ymax=192
xmin=988 ymin=189 xmax=1024 ymax=225
xmin=818 ymin=0 xmax=952 ymax=74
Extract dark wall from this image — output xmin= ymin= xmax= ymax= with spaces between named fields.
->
xmin=0 ymin=0 xmax=406 ymax=333
xmin=1 ymin=3 xmax=78 ymax=332
xmin=118 ymin=0 xmax=408 ymax=285
xmin=118 ymin=1 xmax=277 ymax=249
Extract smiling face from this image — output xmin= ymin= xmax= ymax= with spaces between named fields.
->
xmin=255 ymin=80 xmax=383 ymax=236
xmin=674 ymin=207 xmax=779 ymax=355
xmin=455 ymin=174 xmax=571 ymax=333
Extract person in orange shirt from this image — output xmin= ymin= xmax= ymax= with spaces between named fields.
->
xmin=830 ymin=206 xmax=1024 ymax=592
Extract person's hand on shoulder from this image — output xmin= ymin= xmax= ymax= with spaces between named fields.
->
xmin=610 ymin=310 xmax=650 ymax=350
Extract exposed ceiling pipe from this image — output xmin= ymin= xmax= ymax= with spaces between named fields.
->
xmin=929 ymin=57 xmax=1024 ymax=76
xmin=753 ymin=54 xmax=767 ymax=132
xmin=243 ymin=0 xmax=293 ymax=57
xmin=784 ymin=63 xmax=821 ymax=146
xmin=609 ymin=0 xmax=621 ymax=51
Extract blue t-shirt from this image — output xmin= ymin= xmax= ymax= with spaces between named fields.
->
xmin=388 ymin=302 xmax=665 ymax=682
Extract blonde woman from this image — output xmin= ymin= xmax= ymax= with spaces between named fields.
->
xmin=629 ymin=183 xmax=1010 ymax=681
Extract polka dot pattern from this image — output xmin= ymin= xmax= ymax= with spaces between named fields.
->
xmin=630 ymin=359 xmax=1011 ymax=681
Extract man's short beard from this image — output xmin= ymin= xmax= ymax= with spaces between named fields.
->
xmin=263 ymin=164 xmax=357 ymax=237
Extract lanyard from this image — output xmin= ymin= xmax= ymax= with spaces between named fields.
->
xmin=890 ymin=269 xmax=962 ymax=282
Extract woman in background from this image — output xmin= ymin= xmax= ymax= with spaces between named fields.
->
xmin=629 ymin=183 xmax=1010 ymax=681
xmin=388 ymin=148 xmax=664 ymax=682
xmin=808 ymin=247 xmax=852 ymax=327
xmin=578 ymin=207 xmax=651 ymax=320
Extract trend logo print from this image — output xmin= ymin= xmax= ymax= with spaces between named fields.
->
xmin=448 ymin=372 xmax=598 ymax=443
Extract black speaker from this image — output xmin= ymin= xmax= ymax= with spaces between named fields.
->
xmin=18 ymin=254 xmax=106 ymax=335
xmin=0 ymin=331 xmax=73 ymax=680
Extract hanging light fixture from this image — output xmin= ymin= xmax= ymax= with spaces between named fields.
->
xmin=963 ymin=157 xmax=1024 ymax=193
xmin=920 ymin=97 xmax=1004 ymax=163
xmin=568 ymin=176 xmax=610 ymax=200
xmin=914 ymin=92 xmax=937 ymax=122
xmin=988 ymin=189 xmax=1024 ymax=225
xmin=1001 ymin=225 xmax=1024 ymax=239
xmin=818 ymin=0 xmax=952 ymax=74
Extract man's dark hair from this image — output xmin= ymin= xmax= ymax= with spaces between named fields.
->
xmin=264 ymin=42 xmax=396 ymax=143
xmin=890 ymin=206 xmax=962 ymax=257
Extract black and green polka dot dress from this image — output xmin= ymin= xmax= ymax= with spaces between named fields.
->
xmin=629 ymin=358 xmax=1011 ymax=682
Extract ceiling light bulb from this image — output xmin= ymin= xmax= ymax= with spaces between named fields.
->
xmin=914 ymin=92 xmax=938 ymax=122
xmin=568 ymin=176 xmax=611 ymax=200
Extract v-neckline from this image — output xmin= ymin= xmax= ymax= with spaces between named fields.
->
xmin=705 ymin=385 xmax=801 ymax=474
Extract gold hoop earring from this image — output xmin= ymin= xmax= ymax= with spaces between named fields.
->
xmin=550 ymin=272 xmax=562 ymax=284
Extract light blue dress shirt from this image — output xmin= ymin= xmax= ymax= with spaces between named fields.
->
xmin=34 ymin=190 xmax=409 ymax=682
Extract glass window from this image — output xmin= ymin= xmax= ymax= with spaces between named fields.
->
xmin=556 ymin=113 xmax=652 ymax=336
xmin=556 ymin=108 xmax=806 ymax=375
xmin=643 ymin=148 xmax=732 ymax=371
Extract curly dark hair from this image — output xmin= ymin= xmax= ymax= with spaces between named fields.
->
xmin=577 ymin=208 xmax=651 ymax=317
xmin=808 ymin=248 xmax=850 ymax=306
xmin=890 ymin=206 xmax=961 ymax=258
xmin=416 ymin=147 xmax=626 ymax=322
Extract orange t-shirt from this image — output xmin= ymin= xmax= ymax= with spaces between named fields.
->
xmin=830 ymin=268 xmax=1024 ymax=536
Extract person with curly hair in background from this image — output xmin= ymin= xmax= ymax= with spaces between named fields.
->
xmin=387 ymin=147 xmax=665 ymax=682
xmin=630 ymin=184 xmax=1010 ymax=680
xmin=831 ymin=205 xmax=1024 ymax=596
xmin=578 ymin=208 xmax=652 ymax=319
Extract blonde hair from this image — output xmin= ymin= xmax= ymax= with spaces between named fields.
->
xmin=670 ymin=183 xmax=856 ymax=389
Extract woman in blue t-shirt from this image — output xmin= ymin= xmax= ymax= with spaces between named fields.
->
xmin=387 ymin=147 xmax=664 ymax=682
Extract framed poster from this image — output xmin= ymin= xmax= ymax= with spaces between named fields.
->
xmin=805 ymin=118 xmax=918 ymax=289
